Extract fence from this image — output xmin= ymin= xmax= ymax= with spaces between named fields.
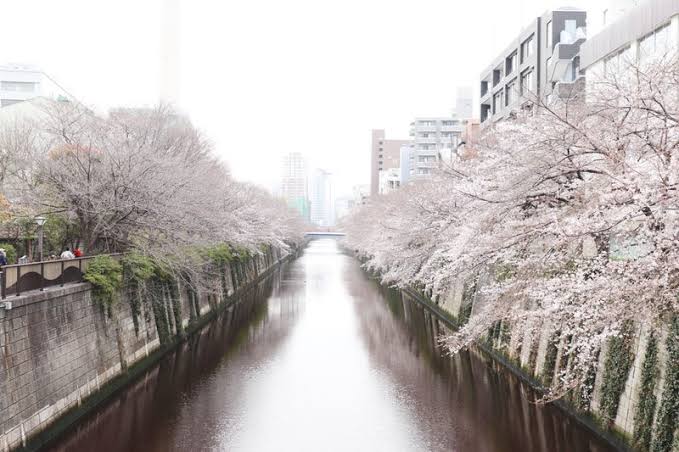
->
xmin=0 ymin=254 xmax=121 ymax=299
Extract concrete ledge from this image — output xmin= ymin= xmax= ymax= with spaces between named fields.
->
xmin=3 ymin=283 xmax=92 ymax=309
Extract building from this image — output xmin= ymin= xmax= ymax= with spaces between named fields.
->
xmin=370 ymin=129 xmax=408 ymax=197
xmin=334 ymin=196 xmax=353 ymax=221
xmin=408 ymin=117 xmax=465 ymax=178
xmin=280 ymin=152 xmax=310 ymax=221
xmin=399 ymin=143 xmax=415 ymax=185
xmin=309 ymin=168 xmax=334 ymax=228
xmin=454 ymin=86 xmax=473 ymax=120
xmin=579 ymin=0 xmax=679 ymax=78
xmin=378 ymin=168 xmax=401 ymax=194
xmin=0 ymin=64 xmax=69 ymax=108
xmin=352 ymin=184 xmax=370 ymax=207
xmin=479 ymin=8 xmax=587 ymax=128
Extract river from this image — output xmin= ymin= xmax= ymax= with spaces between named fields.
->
xmin=49 ymin=239 xmax=616 ymax=452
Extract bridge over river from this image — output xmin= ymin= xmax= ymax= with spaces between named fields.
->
xmin=49 ymin=239 xmax=615 ymax=452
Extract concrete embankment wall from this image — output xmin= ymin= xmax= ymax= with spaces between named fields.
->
xmin=426 ymin=280 xmax=679 ymax=452
xmin=0 ymin=246 xmax=290 ymax=451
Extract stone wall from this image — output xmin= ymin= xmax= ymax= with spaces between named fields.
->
xmin=433 ymin=278 xmax=679 ymax=452
xmin=0 ymin=245 xmax=289 ymax=451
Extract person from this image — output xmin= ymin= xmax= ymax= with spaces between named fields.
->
xmin=73 ymin=247 xmax=83 ymax=258
xmin=60 ymin=248 xmax=75 ymax=259
xmin=0 ymin=249 xmax=7 ymax=266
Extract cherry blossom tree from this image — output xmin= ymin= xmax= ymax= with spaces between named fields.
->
xmin=345 ymin=53 xmax=679 ymax=399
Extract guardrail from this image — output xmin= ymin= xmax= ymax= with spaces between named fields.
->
xmin=0 ymin=254 xmax=122 ymax=299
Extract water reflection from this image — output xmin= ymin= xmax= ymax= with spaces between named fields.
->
xmin=50 ymin=239 xmax=615 ymax=452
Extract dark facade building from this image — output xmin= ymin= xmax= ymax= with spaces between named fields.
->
xmin=479 ymin=8 xmax=587 ymax=128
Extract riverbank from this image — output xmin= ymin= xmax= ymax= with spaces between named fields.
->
xmin=399 ymin=286 xmax=630 ymax=452
xmin=0 ymin=245 xmax=299 ymax=452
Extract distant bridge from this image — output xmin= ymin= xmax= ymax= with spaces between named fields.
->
xmin=304 ymin=231 xmax=346 ymax=237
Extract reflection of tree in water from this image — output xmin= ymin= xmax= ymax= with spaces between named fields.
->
xmin=346 ymin=262 xmax=615 ymax=452
xmin=49 ymin=264 xmax=305 ymax=452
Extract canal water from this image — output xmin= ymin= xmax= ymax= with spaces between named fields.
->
xmin=50 ymin=239 xmax=616 ymax=452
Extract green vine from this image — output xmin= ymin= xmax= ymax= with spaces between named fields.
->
xmin=600 ymin=321 xmax=634 ymax=423
xmin=84 ymin=256 xmax=123 ymax=315
xmin=459 ymin=276 xmax=477 ymax=325
xmin=633 ymin=333 xmax=659 ymax=451
xmin=121 ymin=253 xmax=155 ymax=335
xmin=651 ymin=315 xmax=679 ymax=452
xmin=542 ymin=331 xmax=560 ymax=387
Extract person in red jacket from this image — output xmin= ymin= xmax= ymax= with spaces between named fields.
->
xmin=73 ymin=247 xmax=83 ymax=258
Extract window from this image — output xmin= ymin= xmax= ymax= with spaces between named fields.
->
xmin=481 ymin=104 xmax=491 ymax=122
xmin=521 ymin=35 xmax=534 ymax=63
xmin=1 ymin=81 xmax=37 ymax=92
xmin=493 ymin=68 xmax=502 ymax=86
xmin=481 ymin=80 xmax=489 ymax=96
xmin=562 ymin=20 xmax=578 ymax=45
xmin=546 ymin=21 xmax=552 ymax=49
xmin=492 ymin=90 xmax=504 ymax=114
xmin=639 ymin=23 xmax=673 ymax=62
xmin=505 ymin=52 xmax=517 ymax=75
xmin=604 ymin=46 xmax=631 ymax=75
xmin=520 ymin=68 xmax=534 ymax=94
xmin=505 ymin=79 xmax=517 ymax=106
xmin=0 ymin=99 xmax=22 ymax=107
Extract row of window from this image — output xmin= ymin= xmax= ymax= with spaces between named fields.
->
xmin=0 ymin=81 xmax=37 ymax=92
xmin=415 ymin=120 xmax=459 ymax=127
xmin=483 ymin=33 xmax=535 ymax=96
xmin=602 ymin=23 xmax=674 ymax=75
xmin=486 ymin=68 xmax=534 ymax=119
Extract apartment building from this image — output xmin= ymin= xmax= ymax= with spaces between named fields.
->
xmin=479 ymin=8 xmax=587 ymax=128
xmin=370 ymin=129 xmax=408 ymax=196
xmin=0 ymin=64 xmax=70 ymax=107
xmin=408 ymin=118 xmax=465 ymax=178
xmin=579 ymin=0 xmax=679 ymax=77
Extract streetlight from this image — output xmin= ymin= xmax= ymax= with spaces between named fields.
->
xmin=35 ymin=216 xmax=47 ymax=262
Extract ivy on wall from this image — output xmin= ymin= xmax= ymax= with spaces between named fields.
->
xmin=632 ymin=333 xmax=659 ymax=451
xmin=542 ymin=332 xmax=560 ymax=387
xmin=651 ymin=316 xmax=679 ymax=452
xmin=599 ymin=321 xmax=634 ymax=423
xmin=84 ymin=255 xmax=123 ymax=315
xmin=458 ymin=276 xmax=477 ymax=326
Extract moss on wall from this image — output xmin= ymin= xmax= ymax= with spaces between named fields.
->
xmin=599 ymin=321 xmax=634 ymax=424
xmin=633 ymin=333 xmax=659 ymax=451
xmin=651 ymin=316 xmax=679 ymax=452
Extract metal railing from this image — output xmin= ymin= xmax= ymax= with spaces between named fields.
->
xmin=0 ymin=254 xmax=121 ymax=299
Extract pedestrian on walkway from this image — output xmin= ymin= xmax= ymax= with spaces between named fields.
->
xmin=73 ymin=247 xmax=83 ymax=258
xmin=60 ymin=248 xmax=75 ymax=259
xmin=0 ymin=249 xmax=7 ymax=266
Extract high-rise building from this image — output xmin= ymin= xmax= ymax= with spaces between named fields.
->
xmin=479 ymin=8 xmax=587 ymax=128
xmin=309 ymin=169 xmax=334 ymax=227
xmin=370 ymin=129 xmax=408 ymax=197
xmin=408 ymin=118 xmax=465 ymax=178
xmin=0 ymin=64 xmax=69 ymax=107
xmin=280 ymin=152 xmax=310 ymax=221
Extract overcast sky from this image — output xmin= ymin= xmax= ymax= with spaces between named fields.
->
xmin=0 ymin=0 xmax=611 ymax=196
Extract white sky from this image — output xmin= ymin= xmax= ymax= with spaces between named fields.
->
xmin=0 ymin=0 xmax=609 ymax=196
